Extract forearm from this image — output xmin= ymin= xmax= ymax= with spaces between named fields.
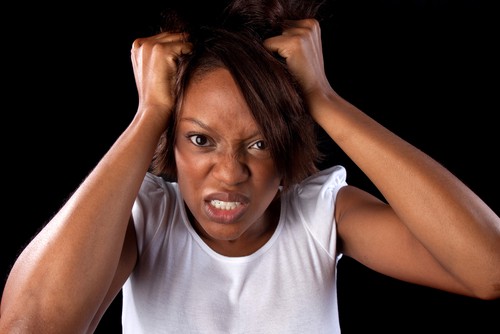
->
xmin=0 ymin=109 xmax=164 ymax=332
xmin=312 ymin=89 xmax=500 ymax=297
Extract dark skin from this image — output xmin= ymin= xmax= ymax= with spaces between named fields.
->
xmin=174 ymin=68 xmax=283 ymax=257
xmin=1 ymin=19 xmax=499 ymax=334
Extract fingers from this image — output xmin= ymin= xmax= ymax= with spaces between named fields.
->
xmin=132 ymin=31 xmax=188 ymax=46
xmin=263 ymin=18 xmax=320 ymax=60
xmin=130 ymin=31 xmax=193 ymax=117
xmin=132 ymin=32 xmax=192 ymax=55
xmin=263 ymin=18 xmax=329 ymax=98
xmin=282 ymin=18 xmax=321 ymax=35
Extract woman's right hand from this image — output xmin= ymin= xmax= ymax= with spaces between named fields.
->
xmin=131 ymin=32 xmax=192 ymax=123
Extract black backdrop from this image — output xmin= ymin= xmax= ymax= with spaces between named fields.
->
xmin=2 ymin=1 xmax=499 ymax=333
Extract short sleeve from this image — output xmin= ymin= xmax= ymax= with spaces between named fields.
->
xmin=293 ymin=165 xmax=348 ymax=257
xmin=132 ymin=173 xmax=178 ymax=256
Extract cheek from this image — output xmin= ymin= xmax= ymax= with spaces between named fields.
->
xmin=251 ymin=163 xmax=281 ymax=190
xmin=175 ymin=147 xmax=191 ymax=170
xmin=174 ymin=146 xmax=188 ymax=176
xmin=174 ymin=148 xmax=202 ymax=211
xmin=174 ymin=145 xmax=212 ymax=190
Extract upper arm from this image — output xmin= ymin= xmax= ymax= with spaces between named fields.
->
xmin=335 ymin=185 xmax=470 ymax=295
xmin=87 ymin=216 xmax=137 ymax=333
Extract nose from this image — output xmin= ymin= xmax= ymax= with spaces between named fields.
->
xmin=212 ymin=152 xmax=249 ymax=186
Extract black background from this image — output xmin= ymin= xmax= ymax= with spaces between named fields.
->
xmin=2 ymin=0 xmax=499 ymax=333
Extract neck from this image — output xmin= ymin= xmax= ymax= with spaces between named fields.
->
xmin=188 ymin=198 xmax=281 ymax=257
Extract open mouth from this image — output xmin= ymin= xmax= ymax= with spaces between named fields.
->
xmin=210 ymin=199 xmax=241 ymax=210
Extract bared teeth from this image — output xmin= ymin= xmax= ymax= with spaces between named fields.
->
xmin=210 ymin=199 xmax=241 ymax=210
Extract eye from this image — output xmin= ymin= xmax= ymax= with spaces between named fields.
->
xmin=188 ymin=134 xmax=211 ymax=147
xmin=249 ymin=140 xmax=267 ymax=150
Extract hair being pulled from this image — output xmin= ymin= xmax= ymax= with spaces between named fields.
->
xmin=150 ymin=0 xmax=326 ymax=191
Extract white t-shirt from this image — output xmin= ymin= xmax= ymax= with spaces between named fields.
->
xmin=122 ymin=165 xmax=348 ymax=333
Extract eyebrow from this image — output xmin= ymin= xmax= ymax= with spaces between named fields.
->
xmin=179 ymin=117 xmax=262 ymax=140
xmin=179 ymin=117 xmax=211 ymax=131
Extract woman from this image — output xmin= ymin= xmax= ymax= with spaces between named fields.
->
xmin=1 ymin=0 xmax=499 ymax=333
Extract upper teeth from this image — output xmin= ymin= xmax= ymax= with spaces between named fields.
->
xmin=211 ymin=200 xmax=241 ymax=210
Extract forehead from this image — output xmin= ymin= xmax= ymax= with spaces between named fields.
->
xmin=179 ymin=68 xmax=259 ymax=132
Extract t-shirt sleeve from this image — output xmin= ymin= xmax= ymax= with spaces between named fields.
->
xmin=132 ymin=173 xmax=176 ymax=256
xmin=295 ymin=165 xmax=348 ymax=258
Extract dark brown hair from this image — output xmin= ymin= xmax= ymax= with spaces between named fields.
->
xmin=149 ymin=0 xmax=326 ymax=191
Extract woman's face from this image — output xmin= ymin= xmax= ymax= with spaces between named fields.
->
xmin=174 ymin=67 xmax=282 ymax=255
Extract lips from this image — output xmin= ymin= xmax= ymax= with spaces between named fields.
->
xmin=203 ymin=192 xmax=249 ymax=224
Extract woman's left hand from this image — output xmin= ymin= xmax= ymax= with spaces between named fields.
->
xmin=263 ymin=19 xmax=332 ymax=100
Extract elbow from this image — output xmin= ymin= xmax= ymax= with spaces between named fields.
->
xmin=472 ymin=290 xmax=500 ymax=301
xmin=474 ymin=281 xmax=500 ymax=301
xmin=467 ymin=269 xmax=500 ymax=300
xmin=453 ymin=262 xmax=500 ymax=300
xmin=469 ymin=243 xmax=500 ymax=300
